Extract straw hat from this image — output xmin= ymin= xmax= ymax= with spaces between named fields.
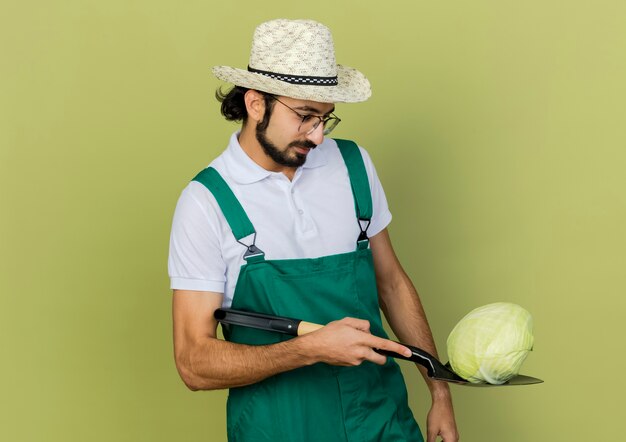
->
xmin=212 ymin=19 xmax=371 ymax=103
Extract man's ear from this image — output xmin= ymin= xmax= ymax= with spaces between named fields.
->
xmin=244 ymin=90 xmax=266 ymax=123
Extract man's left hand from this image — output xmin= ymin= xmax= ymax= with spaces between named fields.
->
xmin=426 ymin=398 xmax=459 ymax=442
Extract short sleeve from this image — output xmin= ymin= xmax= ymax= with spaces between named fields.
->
xmin=358 ymin=146 xmax=392 ymax=237
xmin=168 ymin=183 xmax=227 ymax=293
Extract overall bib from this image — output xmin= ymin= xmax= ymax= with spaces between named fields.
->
xmin=193 ymin=139 xmax=424 ymax=442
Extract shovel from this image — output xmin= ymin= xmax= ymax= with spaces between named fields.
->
xmin=214 ymin=308 xmax=543 ymax=387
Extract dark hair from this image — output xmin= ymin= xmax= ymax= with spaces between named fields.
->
xmin=216 ymin=86 xmax=276 ymax=128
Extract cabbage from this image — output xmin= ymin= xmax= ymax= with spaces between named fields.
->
xmin=446 ymin=302 xmax=534 ymax=384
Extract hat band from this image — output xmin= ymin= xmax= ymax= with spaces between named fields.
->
xmin=248 ymin=66 xmax=338 ymax=86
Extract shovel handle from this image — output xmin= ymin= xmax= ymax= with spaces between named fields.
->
xmin=215 ymin=308 xmax=323 ymax=336
xmin=297 ymin=321 xmax=323 ymax=335
xmin=214 ymin=309 xmax=437 ymax=373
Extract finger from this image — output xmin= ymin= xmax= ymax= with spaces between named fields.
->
xmin=441 ymin=430 xmax=459 ymax=442
xmin=363 ymin=348 xmax=388 ymax=366
xmin=426 ymin=431 xmax=437 ymax=442
xmin=340 ymin=317 xmax=371 ymax=332
xmin=368 ymin=336 xmax=413 ymax=358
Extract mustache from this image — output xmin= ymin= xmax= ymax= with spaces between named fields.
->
xmin=288 ymin=140 xmax=318 ymax=150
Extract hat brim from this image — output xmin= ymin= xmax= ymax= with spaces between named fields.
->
xmin=212 ymin=64 xmax=371 ymax=103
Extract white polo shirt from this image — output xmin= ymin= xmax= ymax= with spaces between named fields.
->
xmin=168 ymin=132 xmax=392 ymax=308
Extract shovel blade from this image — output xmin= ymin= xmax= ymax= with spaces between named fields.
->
xmin=433 ymin=363 xmax=543 ymax=386
xmin=438 ymin=374 xmax=544 ymax=386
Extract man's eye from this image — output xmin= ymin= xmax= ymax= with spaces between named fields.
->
xmin=301 ymin=115 xmax=316 ymax=123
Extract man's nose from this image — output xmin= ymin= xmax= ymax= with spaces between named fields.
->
xmin=305 ymin=122 xmax=325 ymax=145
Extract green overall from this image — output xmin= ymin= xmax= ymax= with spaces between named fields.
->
xmin=193 ymin=139 xmax=424 ymax=442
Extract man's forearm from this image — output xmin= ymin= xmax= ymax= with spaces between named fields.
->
xmin=378 ymin=268 xmax=452 ymax=398
xmin=177 ymin=336 xmax=316 ymax=391
xmin=380 ymin=270 xmax=439 ymax=356
xmin=176 ymin=317 xmax=414 ymax=391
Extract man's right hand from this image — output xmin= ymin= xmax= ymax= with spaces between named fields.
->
xmin=299 ymin=317 xmax=413 ymax=366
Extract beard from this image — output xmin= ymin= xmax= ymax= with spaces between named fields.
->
xmin=255 ymin=125 xmax=318 ymax=168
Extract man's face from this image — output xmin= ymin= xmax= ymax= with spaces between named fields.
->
xmin=255 ymin=96 xmax=335 ymax=168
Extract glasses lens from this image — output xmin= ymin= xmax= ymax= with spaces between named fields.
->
xmin=322 ymin=117 xmax=340 ymax=135
xmin=301 ymin=116 xmax=321 ymax=135
xmin=300 ymin=115 xmax=341 ymax=135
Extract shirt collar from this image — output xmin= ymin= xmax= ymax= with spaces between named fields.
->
xmin=223 ymin=131 xmax=329 ymax=184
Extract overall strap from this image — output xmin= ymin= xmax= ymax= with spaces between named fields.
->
xmin=334 ymin=139 xmax=373 ymax=249
xmin=192 ymin=167 xmax=264 ymax=261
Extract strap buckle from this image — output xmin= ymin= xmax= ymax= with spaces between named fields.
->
xmin=237 ymin=233 xmax=265 ymax=260
xmin=357 ymin=218 xmax=371 ymax=246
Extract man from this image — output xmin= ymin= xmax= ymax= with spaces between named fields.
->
xmin=169 ymin=19 xmax=459 ymax=442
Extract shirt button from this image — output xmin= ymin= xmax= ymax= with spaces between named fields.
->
xmin=291 ymin=188 xmax=295 ymax=194
xmin=298 ymin=209 xmax=304 ymax=215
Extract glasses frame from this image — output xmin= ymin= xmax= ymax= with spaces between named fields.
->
xmin=267 ymin=95 xmax=341 ymax=136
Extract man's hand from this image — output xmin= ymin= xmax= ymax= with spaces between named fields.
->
xmin=427 ymin=395 xmax=459 ymax=442
xmin=300 ymin=317 xmax=413 ymax=366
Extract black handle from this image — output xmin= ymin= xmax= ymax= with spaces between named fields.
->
xmin=215 ymin=308 xmax=302 ymax=336
xmin=377 ymin=344 xmax=465 ymax=381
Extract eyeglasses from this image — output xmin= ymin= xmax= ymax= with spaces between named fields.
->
xmin=268 ymin=95 xmax=341 ymax=136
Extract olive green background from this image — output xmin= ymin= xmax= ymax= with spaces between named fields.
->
xmin=1 ymin=1 xmax=624 ymax=440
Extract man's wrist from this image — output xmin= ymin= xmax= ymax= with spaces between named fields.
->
xmin=429 ymin=382 xmax=453 ymax=402
xmin=285 ymin=334 xmax=319 ymax=366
